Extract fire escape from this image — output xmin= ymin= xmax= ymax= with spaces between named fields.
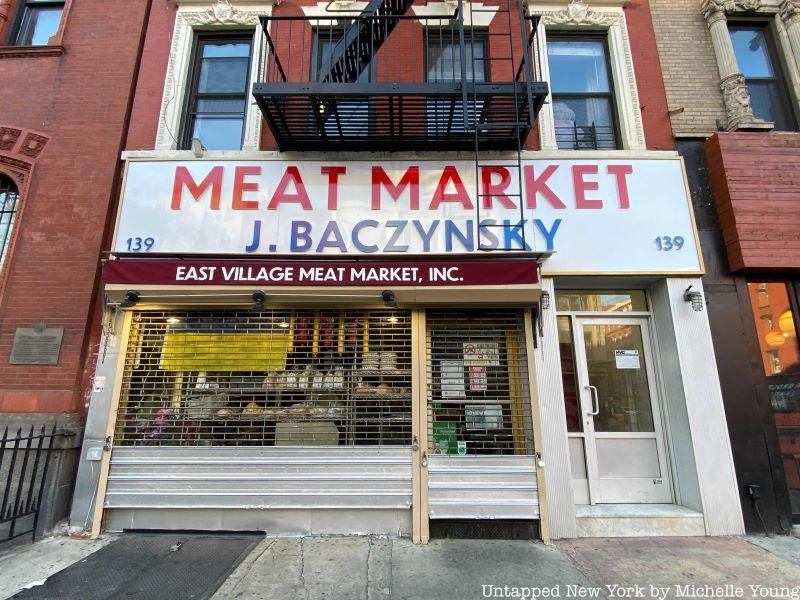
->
xmin=252 ymin=0 xmax=549 ymax=249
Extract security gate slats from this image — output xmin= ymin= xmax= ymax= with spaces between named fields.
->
xmin=424 ymin=309 xmax=538 ymax=519
xmin=115 ymin=309 xmax=412 ymax=448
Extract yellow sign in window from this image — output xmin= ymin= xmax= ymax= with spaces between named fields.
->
xmin=160 ymin=332 xmax=291 ymax=372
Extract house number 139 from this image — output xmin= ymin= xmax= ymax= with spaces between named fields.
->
xmin=655 ymin=236 xmax=684 ymax=251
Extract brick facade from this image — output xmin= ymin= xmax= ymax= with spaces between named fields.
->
xmin=648 ymin=0 xmax=725 ymax=137
xmin=0 ymin=0 xmax=151 ymax=413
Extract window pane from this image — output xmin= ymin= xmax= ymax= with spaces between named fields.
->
xmin=18 ymin=6 xmax=63 ymax=46
xmin=553 ymin=97 xmax=615 ymax=149
xmin=730 ymin=27 xmax=775 ymax=78
xmin=747 ymin=80 xmax=795 ymax=131
xmin=192 ymin=117 xmax=245 ymax=151
xmin=0 ymin=176 xmax=19 ymax=271
xmin=427 ymin=39 xmax=486 ymax=82
xmin=747 ymin=283 xmax=800 ymax=377
xmin=547 ymin=40 xmax=610 ymax=94
xmin=556 ymin=290 xmax=648 ymax=313
xmin=198 ymin=56 xmax=250 ymax=93
xmin=196 ymin=98 xmax=247 ymax=114
xmin=202 ymin=42 xmax=251 ymax=59
xmin=558 ymin=316 xmax=583 ymax=432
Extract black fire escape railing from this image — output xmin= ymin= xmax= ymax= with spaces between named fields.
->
xmin=252 ymin=0 xmax=548 ymax=152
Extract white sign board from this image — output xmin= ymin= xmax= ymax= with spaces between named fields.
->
xmin=113 ymin=158 xmax=702 ymax=275
xmin=615 ymin=350 xmax=641 ymax=370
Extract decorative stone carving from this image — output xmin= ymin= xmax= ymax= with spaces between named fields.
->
xmin=0 ymin=128 xmax=21 ymax=152
xmin=780 ymin=0 xmax=800 ymax=26
xmin=191 ymin=0 xmax=260 ymax=26
xmin=541 ymin=0 xmax=620 ymax=27
xmin=719 ymin=73 xmax=767 ymax=129
xmin=701 ymin=0 xmax=727 ymax=25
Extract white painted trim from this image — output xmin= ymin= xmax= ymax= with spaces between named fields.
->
xmin=531 ymin=2 xmax=646 ymax=151
xmin=121 ymin=148 xmax=679 ymax=160
xmin=411 ymin=1 xmax=498 ymax=28
xmin=155 ymin=1 xmax=275 ymax=152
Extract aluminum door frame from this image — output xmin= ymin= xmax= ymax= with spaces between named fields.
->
xmin=572 ymin=316 xmax=672 ymax=505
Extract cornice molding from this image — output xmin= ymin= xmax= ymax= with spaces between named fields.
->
xmin=539 ymin=0 xmax=622 ymax=27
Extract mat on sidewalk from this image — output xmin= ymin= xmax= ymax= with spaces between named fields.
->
xmin=11 ymin=532 xmax=262 ymax=600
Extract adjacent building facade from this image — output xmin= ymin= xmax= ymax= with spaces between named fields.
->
xmin=651 ymin=0 xmax=800 ymax=533
xmin=0 ymin=0 xmax=152 ymax=538
xmin=66 ymin=0 xmax=745 ymax=541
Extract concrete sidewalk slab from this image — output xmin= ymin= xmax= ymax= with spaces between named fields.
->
xmin=558 ymin=537 xmax=800 ymax=598
xmin=212 ymin=538 xmax=596 ymax=600
xmin=0 ymin=535 xmax=117 ymax=600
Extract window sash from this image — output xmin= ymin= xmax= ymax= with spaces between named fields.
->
xmin=729 ymin=22 xmax=798 ymax=132
xmin=11 ymin=0 xmax=65 ymax=46
xmin=182 ymin=35 xmax=253 ymax=151
xmin=546 ymin=35 xmax=619 ymax=150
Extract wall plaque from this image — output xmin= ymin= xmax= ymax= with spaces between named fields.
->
xmin=10 ymin=324 xmax=64 ymax=365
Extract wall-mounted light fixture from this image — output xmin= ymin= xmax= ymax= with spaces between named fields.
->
xmin=252 ymin=290 xmax=267 ymax=311
xmin=683 ymin=285 xmax=704 ymax=312
xmin=382 ymin=290 xmax=397 ymax=308
xmin=119 ymin=290 xmax=141 ymax=308
xmin=540 ymin=290 xmax=551 ymax=311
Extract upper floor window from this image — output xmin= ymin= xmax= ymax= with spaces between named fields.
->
xmin=730 ymin=24 xmax=797 ymax=132
xmin=425 ymin=33 xmax=487 ymax=135
xmin=10 ymin=0 xmax=64 ymax=46
xmin=0 ymin=176 xmax=19 ymax=272
xmin=547 ymin=36 xmax=617 ymax=150
xmin=181 ymin=34 xmax=253 ymax=151
xmin=425 ymin=33 xmax=487 ymax=83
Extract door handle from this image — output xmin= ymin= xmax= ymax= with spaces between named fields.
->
xmin=421 ymin=451 xmax=428 ymax=468
xmin=412 ymin=435 xmax=419 ymax=451
xmin=585 ymin=385 xmax=600 ymax=416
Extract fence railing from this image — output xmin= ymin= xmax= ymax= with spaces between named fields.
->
xmin=555 ymin=124 xmax=617 ymax=150
xmin=1 ymin=424 xmax=73 ymax=544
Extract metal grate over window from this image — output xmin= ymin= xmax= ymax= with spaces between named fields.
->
xmin=426 ymin=310 xmax=534 ymax=456
xmin=115 ymin=309 xmax=412 ymax=447
xmin=0 ymin=176 xmax=20 ymax=272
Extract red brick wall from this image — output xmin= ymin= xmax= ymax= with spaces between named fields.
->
xmin=126 ymin=0 xmax=176 ymax=151
xmin=0 ymin=0 xmax=150 ymax=413
xmin=706 ymin=132 xmax=800 ymax=272
xmin=625 ymin=0 xmax=674 ymax=151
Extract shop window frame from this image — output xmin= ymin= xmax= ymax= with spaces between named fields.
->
xmin=728 ymin=19 xmax=799 ymax=132
xmin=179 ymin=31 xmax=254 ymax=152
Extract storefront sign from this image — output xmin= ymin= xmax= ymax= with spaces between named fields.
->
xmin=113 ymin=158 xmax=702 ymax=274
xmin=102 ymin=258 xmax=538 ymax=287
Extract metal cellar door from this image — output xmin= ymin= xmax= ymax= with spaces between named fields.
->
xmin=103 ymin=309 xmax=416 ymax=536
xmin=423 ymin=309 xmax=539 ymax=524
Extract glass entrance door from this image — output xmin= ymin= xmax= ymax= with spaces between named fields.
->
xmin=568 ymin=318 xmax=671 ymax=504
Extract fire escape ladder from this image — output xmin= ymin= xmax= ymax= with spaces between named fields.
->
xmin=321 ymin=0 xmax=416 ymax=83
xmin=474 ymin=6 xmax=540 ymax=252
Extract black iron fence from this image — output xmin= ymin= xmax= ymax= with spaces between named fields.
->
xmin=1 ymin=424 xmax=73 ymax=544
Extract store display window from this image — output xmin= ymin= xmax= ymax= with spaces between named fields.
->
xmin=747 ymin=282 xmax=800 ymax=377
xmin=115 ymin=309 xmax=412 ymax=447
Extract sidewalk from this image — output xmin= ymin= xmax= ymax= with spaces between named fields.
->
xmin=1 ymin=534 xmax=798 ymax=600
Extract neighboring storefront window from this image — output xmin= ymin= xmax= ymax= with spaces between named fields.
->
xmin=748 ymin=282 xmax=800 ymax=522
xmin=555 ymin=290 xmax=647 ymax=313
xmin=116 ymin=309 xmax=412 ymax=447
xmin=747 ymin=283 xmax=800 ymax=377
